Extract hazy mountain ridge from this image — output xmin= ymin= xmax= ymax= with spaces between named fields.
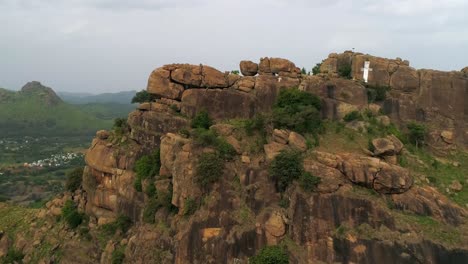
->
xmin=58 ymin=90 xmax=136 ymax=104
xmin=0 ymin=82 xmax=135 ymax=137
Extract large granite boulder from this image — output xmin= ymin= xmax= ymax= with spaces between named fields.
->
xmin=239 ymin=60 xmax=258 ymax=76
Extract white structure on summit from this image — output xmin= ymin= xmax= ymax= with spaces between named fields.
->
xmin=361 ymin=61 xmax=373 ymax=83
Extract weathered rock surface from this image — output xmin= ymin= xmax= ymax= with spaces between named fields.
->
xmin=321 ymin=51 xmax=468 ymax=148
xmin=70 ymin=53 xmax=468 ymax=264
xmin=314 ymin=151 xmax=412 ymax=194
xmin=239 ymin=60 xmax=258 ymax=76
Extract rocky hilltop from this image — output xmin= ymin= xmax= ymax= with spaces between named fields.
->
xmin=1 ymin=52 xmax=467 ymax=263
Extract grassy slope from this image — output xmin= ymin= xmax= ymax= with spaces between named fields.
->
xmin=0 ymin=88 xmax=113 ymax=136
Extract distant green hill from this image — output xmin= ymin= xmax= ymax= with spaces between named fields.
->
xmin=0 ymin=82 xmax=128 ymax=137
xmin=58 ymin=90 xmax=136 ymax=104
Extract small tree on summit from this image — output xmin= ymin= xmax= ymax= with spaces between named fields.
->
xmin=131 ymin=90 xmax=155 ymax=104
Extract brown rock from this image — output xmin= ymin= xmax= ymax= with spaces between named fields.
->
xmin=264 ymin=142 xmax=288 ymax=161
xmin=258 ymin=57 xmax=271 ymax=74
xmin=272 ymin=129 xmax=289 ymax=144
xmin=96 ymin=130 xmax=110 ymax=140
xmin=376 ymin=116 xmax=391 ymax=126
xmin=160 ymin=133 xmax=201 ymax=213
xmin=269 ymin=58 xmax=297 ymax=74
xmin=236 ymin=76 xmax=255 ymax=93
xmin=209 ymin=124 xmax=235 ymax=137
xmin=137 ymin=102 xmax=151 ymax=111
xmin=372 ymin=138 xmax=396 ymax=156
xmin=201 ymin=65 xmax=229 ymax=88
xmin=201 ymin=228 xmax=222 ymax=242
xmin=390 ymin=66 xmax=419 ymax=92
xmin=303 ymin=159 xmax=345 ymax=193
xmin=170 ymin=64 xmax=202 ymax=87
xmin=449 ymin=180 xmax=463 ymax=192
xmin=147 ymin=68 xmax=184 ymax=100
xmin=239 ymin=60 xmax=258 ymax=76
xmin=440 ymin=130 xmax=454 ymax=144
xmin=0 ymin=235 xmax=11 ymax=258
xmin=391 ymin=186 xmax=466 ymax=225
xmin=265 ymin=211 xmax=286 ymax=237
xmin=373 ymin=164 xmax=412 ymax=194
xmin=288 ymin=132 xmax=307 ymax=151
xmin=181 ymin=89 xmax=256 ymax=120
xmin=387 ymin=135 xmax=404 ymax=153
xmin=315 ymin=152 xmax=412 ymax=194
xmin=158 ymin=98 xmax=181 ymax=110
xmin=226 ymin=136 xmax=242 ymax=154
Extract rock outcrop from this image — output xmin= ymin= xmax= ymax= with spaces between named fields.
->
xmin=320 ymin=51 xmax=468 ymax=149
xmin=74 ymin=53 xmax=468 ymax=264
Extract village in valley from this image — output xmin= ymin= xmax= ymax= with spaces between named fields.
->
xmin=0 ymin=136 xmax=88 ymax=205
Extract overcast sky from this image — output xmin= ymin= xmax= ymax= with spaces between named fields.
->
xmin=1 ymin=0 xmax=467 ymax=93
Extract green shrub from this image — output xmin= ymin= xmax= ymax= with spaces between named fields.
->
xmin=111 ymin=245 xmax=126 ymax=264
xmin=338 ymin=63 xmax=352 ymax=79
xmin=102 ymin=215 xmax=132 ymax=235
xmin=250 ymin=245 xmax=289 ymax=264
xmin=272 ymin=89 xmax=322 ymax=134
xmin=244 ymin=115 xmax=266 ymax=136
xmin=368 ymin=139 xmax=376 ymax=152
xmin=62 ymin=200 xmax=84 ymax=229
xmin=193 ymin=129 xmax=236 ymax=160
xmin=407 ymin=122 xmax=427 ymax=148
xmin=195 ymin=153 xmax=224 ymax=188
xmin=134 ymin=149 xmax=161 ymax=192
xmin=216 ymin=138 xmax=237 ymax=160
xmin=193 ymin=128 xmax=219 ymax=146
xmin=131 ymin=90 xmax=155 ymax=104
xmin=1 ymin=248 xmax=24 ymax=264
xmin=183 ymin=198 xmax=197 ymax=217
xmin=299 ymin=172 xmax=321 ymax=192
xmin=65 ymin=167 xmax=84 ymax=192
xmin=269 ymin=150 xmax=303 ymax=192
xmin=231 ymin=70 xmax=240 ymax=75
xmin=145 ymin=183 xmax=157 ymax=198
xmin=366 ymin=85 xmax=390 ymax=103
xmin=312 ymin=63 xmax=321 ymax=75
xmin=143 ymin=197 xmax=160 ymax=224
xmin=301 ymin=67 xmax=307 ymax=75
xmin=142 ymin=185 xmax=177 ymax=223
xmin=133 ymin=179 xmax=142 ymax=192
xmin=113 ymin=118 xmax=127 ymax=129
xmin=191 ymin=110 xmax=213 ymax=129
xmin=279 ymin=198 xmax=290 ymax=208
xmin=343 ymin=111 xmax=362 ymax=122
xmin=179 ymin=129 xmax=190 ymax=138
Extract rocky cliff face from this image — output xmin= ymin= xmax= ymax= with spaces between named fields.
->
xmin=320 ymin=51 xmax=468 ymax=150
xmin=12 ymin=53 xmax=465 ymax=263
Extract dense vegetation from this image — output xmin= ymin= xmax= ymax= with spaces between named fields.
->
xmin=65 ymin=167 xmax=84 ymax=192
xmin=250 ymin=245 xmax=289 ymax=264
xmin=131 ymin=90 xmax=156 ymax=104
xmin=269 ymin=150 xmax=320 ymax=192
xmin=272 ymin=89 xmax=322 ymax=134
xmin=366 ymin=84 xmax=390 ymax=103
xmin=133 ymin=149 xmax=161 ymax=192
xmin=191 ymin=110 xmax=213 ymax=129
xmin=61 ymin=200 xmax=85 ymax=229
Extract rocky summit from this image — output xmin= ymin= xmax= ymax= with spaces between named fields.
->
xmin=1 ymin=52 xmax=467 ymax=264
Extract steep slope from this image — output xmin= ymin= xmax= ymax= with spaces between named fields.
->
xmin=0 ymin=81 xmax=113 ymax=136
